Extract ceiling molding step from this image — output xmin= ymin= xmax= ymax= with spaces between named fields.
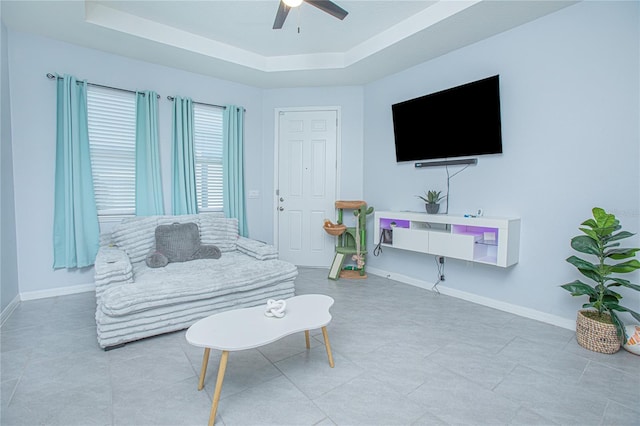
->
xmin=84 ymin=2 xmax=267 ymax=71
xmin=83 ymin=0 xmax=476 ymax=74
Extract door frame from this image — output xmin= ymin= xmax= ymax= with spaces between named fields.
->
xmin=272 ymin=106 xmax=342 ymax=252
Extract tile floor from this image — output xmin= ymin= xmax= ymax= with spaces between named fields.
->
xmin=1 ymin=267 xmax=638 ymax=425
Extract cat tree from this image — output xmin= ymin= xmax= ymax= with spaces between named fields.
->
xmin=323 ymin=200 xmax=374 ymax=280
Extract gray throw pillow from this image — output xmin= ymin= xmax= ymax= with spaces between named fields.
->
xmin=146 ymin=250 xmax=169 ymax=268
xmin=196 ymin=244 xmax=222 ymax=260
xmin=155 ymin=222 xmax=201 ymax=263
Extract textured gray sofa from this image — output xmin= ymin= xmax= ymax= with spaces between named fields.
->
xmin=93 ymin=214 xmax=297 ymax=349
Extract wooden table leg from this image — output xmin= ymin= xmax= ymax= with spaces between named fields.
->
xmin=208 ymin=350 xmax=229 ymax=426
xmin=321 ymin=327 xmax=335 ymax=368
xmin=304 ymin=330 xmax=310 ymax=349
xmin=198 ymin=348 xmax=211 ymax=391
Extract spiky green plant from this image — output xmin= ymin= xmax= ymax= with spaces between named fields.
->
xmin=560 ymin=207 xmax=640 ymax=343
xmin=417 ymin=190 xmax=445 ymax=204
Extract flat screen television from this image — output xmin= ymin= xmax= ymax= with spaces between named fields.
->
xmin=392 ymin=75 xmax=502 ymax=163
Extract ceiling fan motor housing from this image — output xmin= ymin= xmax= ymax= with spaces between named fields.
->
xmin=273 ymin=0 xmax=349 ymax=29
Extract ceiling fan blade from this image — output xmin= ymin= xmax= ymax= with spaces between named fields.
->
xmin=273 ymin=1 xmax=291 ymax=29
xmin=305 ymin=0 xmax=348 ymax=21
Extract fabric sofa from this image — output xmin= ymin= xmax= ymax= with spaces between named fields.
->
xmin=93 ymin=214 xmax=297 ymax=349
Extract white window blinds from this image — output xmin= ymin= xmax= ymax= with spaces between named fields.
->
xmin=193 ymin=104 xmax=224 ymax=212
xmin=86 ymin=86 xmax=136 ymax=216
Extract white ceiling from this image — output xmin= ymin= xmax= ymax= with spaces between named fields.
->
xmin=1 ymin=0 xmax=575 ymax=88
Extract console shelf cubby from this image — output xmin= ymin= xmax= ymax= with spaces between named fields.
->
xmin=374 ymin=211 xmax=520 ymax=267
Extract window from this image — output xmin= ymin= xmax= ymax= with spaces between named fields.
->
xmin=86 ymin=89 xmax=224 ymax=216
xmin=86 ymin=86 xmax=136 ymax=217
xmin=193 ymin=104 xmax=224 ymax=212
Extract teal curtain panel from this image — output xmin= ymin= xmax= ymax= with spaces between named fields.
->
xmin=223 ymin=105 xmax=248 ymax=237
xmin=135 ymin=90 xmax=164 ymax=215
xmin=53 ymin=74 xmax=100 ymax=269
xmin=171 ymin=96 xmax=198 ymax=215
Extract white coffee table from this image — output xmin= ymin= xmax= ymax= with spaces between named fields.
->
xmin=185 ymin=294 xmax=335 ymax=426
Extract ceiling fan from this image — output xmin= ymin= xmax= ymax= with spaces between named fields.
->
xmin=273 ymin=0 xmax=349 ymax=30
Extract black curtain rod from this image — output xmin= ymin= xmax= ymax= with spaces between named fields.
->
xmin=166 ymin=96 xmax=246 ymax=112
xmin=167 ymin=95 xmax=224 ymax=109
xmin=46 ymin=73 xmax=160 ymax=99
xmin=47 ymin=73 xmax=244 ymax=110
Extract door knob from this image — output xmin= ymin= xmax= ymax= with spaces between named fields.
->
xmin=279 ymin=207 xmax=284 ymax=211
xmin=280 ymin=197 xmax=284 ymax=202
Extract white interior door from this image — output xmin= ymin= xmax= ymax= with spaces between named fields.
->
xmin=276 ymin=109 xmax=338 ymax=267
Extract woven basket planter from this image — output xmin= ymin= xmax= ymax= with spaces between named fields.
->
xmin=576 ymin=310 xmax=620 ymax=354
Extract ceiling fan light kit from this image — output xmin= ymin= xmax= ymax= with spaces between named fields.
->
xmin=273 ymin=0 xmax=348 ymax=30
xmin=283 ymin=0 xmax=303 ymax=7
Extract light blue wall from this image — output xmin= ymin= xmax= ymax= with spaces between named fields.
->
xmin=5 ymin=31 xmax=366 ymax=295
xmin=4 ymin=1 xmax=638 ymax=326
xmin=1 ymin=18 xmax=20 ymax=313
xmin=6 ymin=31 xmax=264 ymax=294
xmin=364 ymin=1 xmax=639 ymax=323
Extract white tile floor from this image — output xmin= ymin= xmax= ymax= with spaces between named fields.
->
xmin=1 ymin=267 xmax=639 ymax=425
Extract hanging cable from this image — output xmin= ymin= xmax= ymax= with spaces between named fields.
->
xmin=444 ymin=163 xmax=470 ymax=214
xmin=432 ymin=256 xmax=445 ymax=294
xmin=373 ymin=231 xmax=384 ymax=256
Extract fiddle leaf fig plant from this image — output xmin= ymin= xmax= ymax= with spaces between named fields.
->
xmin=560 ymin=207 xmax=640 ymax=343
xmin=417 ymin=190 xmax=446 ymax=205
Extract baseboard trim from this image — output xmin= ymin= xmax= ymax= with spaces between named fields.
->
xmin=367 ymin=267 xmax=575 ymax=331
xmin=12 ymin=271 xmax=576 ymax=330
xmin=20 ymin=283 xmax=95 ymax=301
xmin=0 ymin=294 xmax=21 ymax=326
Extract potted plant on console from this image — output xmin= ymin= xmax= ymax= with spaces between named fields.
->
xmin=560 ymin=207 xmax=640 ymax=354
xmin=417 ymin=190 xmax=446 ymax=214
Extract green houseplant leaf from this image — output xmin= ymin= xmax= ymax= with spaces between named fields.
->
xmin=565 ymin=255 xmax=598 ymax=271
xmin=607 ymin=231 xmax=635 ymax=243
xmin=571 ymin=235 xmax=600 ymax=256
xmin=610 ymin=259 xmax=640 ymax=273
xmin=561 ymin=207 xmax=640 ymax=345
xmin=606 ymin=247 xmax=640 ymax=260
xmin=560 ymin=281 xmax=597 ymax=297
xmin=606 ymin=278 xmax=640 ymax=292
xmin=592 ymin=207 xmax=617 ymax=229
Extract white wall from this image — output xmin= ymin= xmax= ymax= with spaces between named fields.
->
xmin=260 ymin=86 xmax=365 ymax=243
xmin=1 ymin=17 xmax=20 ymax=313
xmin=364 ymin=1 xmax=639 ymax=325
xmin=7 ymin=31 xmax=264 ymax=294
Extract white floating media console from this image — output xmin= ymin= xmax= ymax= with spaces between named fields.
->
xmin=374 ymin=211 xmax=520 ymax=267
